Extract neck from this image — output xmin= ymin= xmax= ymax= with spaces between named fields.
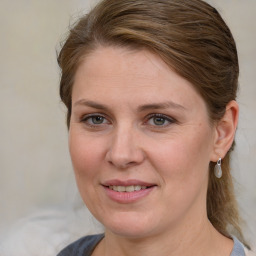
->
xmin=93 ymin=215 xmax=233 ymax=256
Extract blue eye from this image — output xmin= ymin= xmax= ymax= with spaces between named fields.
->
xmin=147 ymin=114 xmax=174 ymax=127
xmin=82 ymin=115 xmax=109 ymax=126
xmin=90 ymin=116 xmax=105 ymax=124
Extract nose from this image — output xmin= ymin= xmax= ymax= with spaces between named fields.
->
xmin=106 ymin=126 xmax=145 ymax=169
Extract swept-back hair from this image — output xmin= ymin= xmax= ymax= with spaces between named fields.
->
xmin=58 ymin=0 xmax=246 ymax=245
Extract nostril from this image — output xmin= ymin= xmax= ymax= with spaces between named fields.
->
xmin=107 ymin=159 xmax=137 ymax=169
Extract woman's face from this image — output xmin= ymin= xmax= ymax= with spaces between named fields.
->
xmin=69 ymin=46 xmax=217 ymax=238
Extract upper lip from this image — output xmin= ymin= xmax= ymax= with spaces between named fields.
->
xmin=102 ymin=179 xmax=156 ymax=187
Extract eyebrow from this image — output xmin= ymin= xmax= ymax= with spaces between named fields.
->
xmin=137 ymin=101 xmax=186 ymax=112
xmin=74 ymin=99 xmax=186 ymax=112
xmin=74 ymin=99 xmax=109 ymax=110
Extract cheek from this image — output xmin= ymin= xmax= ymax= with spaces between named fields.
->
xmin=148 ymin=125 xmax=214 ymax=182
xmin=68 ymin=129 xmax=108 ymax=216
xmin=148 ymin=128 xmax=213 ymax=216
xmin=68 ymin=129 xmax=104 ymax=182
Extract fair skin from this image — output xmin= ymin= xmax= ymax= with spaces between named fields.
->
xmin=69 ymin=46 xmax=238 ymax=256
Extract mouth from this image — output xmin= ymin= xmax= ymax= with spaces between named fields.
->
xmin=107 ymin=185 xmax=151 ymax=192
xmin=102 ymin=180 xmax=156 ymax=203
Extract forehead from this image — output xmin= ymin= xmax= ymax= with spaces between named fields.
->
xmin=72 ymin=46 xmax=205 ymax=111
xmin=76 ymin=46 xmax=169 ymax=81
xmin=75 ymin=46 xmax=192 ymax=88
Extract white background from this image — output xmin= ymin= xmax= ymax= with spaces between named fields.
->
xmin=0 ymin=0 xmax=255 ymax=254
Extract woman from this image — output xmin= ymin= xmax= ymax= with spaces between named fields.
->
xmin=57 ymin=0 xmax=254 ymax=255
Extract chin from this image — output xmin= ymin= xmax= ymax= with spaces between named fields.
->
xmin=108 ymin=226 xmax=155 ymax=239
xmin=101 ymin=212 xmax=160 ymax=239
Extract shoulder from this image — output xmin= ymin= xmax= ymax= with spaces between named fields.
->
xmin=57 ymin=234 xmax=104 ymax=256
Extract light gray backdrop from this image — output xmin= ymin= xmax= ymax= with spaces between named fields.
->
xmin=0 ymin=0 xmax=255 ymax=253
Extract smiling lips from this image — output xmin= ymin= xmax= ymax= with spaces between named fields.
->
xmin=109 ymin=185 xmax=148 ymax=192
xmin=102 ymin=180 xmax=156 ymax=203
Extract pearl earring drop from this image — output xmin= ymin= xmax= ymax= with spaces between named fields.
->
xmin=214 ymin=158 xmax=222 ymax=178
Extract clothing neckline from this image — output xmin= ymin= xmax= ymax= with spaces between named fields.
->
xmin=231 ymin=236 xmax=245 ymax=256
xmin=57 ymin=233 xmax=246 ymax=256
xmin=89 ymin=234 xmax=246 ymax=256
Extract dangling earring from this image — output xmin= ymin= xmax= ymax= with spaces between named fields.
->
xmin=214 ymin=158 xmax=222 ymax=178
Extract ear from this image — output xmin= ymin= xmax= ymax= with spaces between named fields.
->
xmin=211 ymin=100 xmax=239 ymax=162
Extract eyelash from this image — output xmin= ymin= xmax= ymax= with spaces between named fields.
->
xmin=145 ymin=113 xmax=175 ymax=128
xmin=81 ymin=113 xmax=110 ymax=128
xmin=80 ymin=113 xmax=176 ymax=128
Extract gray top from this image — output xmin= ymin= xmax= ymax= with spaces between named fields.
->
xmin=231 ymin=236 xmax=246 ymax=256
xmin=57 ymin=234 xmax=246 ymax=256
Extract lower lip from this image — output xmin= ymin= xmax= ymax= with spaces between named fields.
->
xmin=103 ymin=186 xmax=156 ymax=204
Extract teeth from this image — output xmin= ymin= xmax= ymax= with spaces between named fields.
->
xmin=125 ymin=185 xmax=135 ymax=192
xmin=109 ymin=185 xmax=147 ymax=192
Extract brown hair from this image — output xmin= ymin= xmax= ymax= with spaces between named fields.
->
xmin=58 ymin=0 xmax=245 ymax=244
